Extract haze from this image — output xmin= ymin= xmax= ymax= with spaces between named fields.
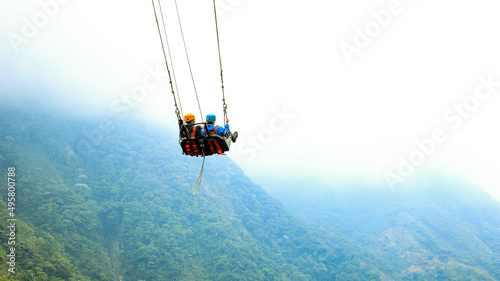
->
xmin=1 ymin=0 xmax=500 ymax=200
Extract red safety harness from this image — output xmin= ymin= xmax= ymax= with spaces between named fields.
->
xmin=184 ymin=126 xmax=201 ymax=156
xmin=203 ymin=126 xmax=224 ymax=155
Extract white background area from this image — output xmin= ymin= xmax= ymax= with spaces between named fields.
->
xmin=1 ymin=0 xmax=500 ymax=200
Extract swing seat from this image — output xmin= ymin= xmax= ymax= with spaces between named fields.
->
xmin=201 ymin=135 xmax=231 ymax=156
xmin=180 ymin=135 xmax=231 ymax=157
xmin=180 ymin=137 xmax=203 ymax=156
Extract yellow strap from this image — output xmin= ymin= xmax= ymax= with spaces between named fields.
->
xmin=193 ymin=149 xmax=206 ymax=194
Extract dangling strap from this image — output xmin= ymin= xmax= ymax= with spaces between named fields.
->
xmin=193 ymin=149 xmax=206 ymax=194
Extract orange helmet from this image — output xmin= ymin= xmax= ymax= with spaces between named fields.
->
xmin=184 ymin=113 xmax=195 ymax=122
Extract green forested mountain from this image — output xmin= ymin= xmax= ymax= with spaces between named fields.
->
xmin=3 ymin=104 xmax=499 ymax=281
xmin=0 ymin=106 xmax=381 ymax=280
xmin=263 ymin=176 xmax=500 ymax=280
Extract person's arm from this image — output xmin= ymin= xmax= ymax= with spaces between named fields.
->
xmin=178 ymin=118 xmax=184 ymax=138
xmin=224 ymin=117 xmax=230 ymax=136
xmin=216 ymin=126 xmax=226 ymax=136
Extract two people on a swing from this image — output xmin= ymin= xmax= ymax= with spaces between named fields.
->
xmin=179 ymin=113 xmax=238 ymax=143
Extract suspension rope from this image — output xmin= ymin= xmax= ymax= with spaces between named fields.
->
xmin=158 ymin=0 xmax=183 ymax=118
xmin=152 ymin=0 xmax=181 ymax=120
xmin=212 ymin=0 xmax=227 ymax=125
xmin=193 ymin=149 xmax=206 ymax=194
xmin=173 ymin=0 xmax=204 ymax=122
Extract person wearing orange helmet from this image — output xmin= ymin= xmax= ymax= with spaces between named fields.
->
xmin=179 ymin=113 xmax=202 ymax=138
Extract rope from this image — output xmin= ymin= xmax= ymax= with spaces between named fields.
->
xmin=158 ymin=0 xmax=183 ymax=118
xmin=193 ymin=149 xmax=206 ymax=194
xmin=173 ymin=0 xmax=204 ymax=122
xmin=151 ymin=0 xmax=181 ymax=119
xmin=212 ymin=0 xmax=227 ymax=125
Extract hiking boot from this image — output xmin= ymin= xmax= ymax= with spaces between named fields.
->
xmin=231 ymin=131 xmax=238 ymax=143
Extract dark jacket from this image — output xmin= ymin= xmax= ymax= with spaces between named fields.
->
xmin=179 ymin=120 xmax=202 ymax=138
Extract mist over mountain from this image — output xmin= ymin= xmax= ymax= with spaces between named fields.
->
xmin=0 ymin=105 xmax=381 ymax=280
xmin=2 ymin=100 xmax=500 ymax=280
xmin=262 ymin=175 xmax=500 ymax=280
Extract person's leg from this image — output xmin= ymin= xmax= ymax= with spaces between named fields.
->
xmin=230 ymin=131 xmax=238 ymax=142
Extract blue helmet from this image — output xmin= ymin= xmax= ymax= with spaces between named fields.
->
xmin=206 ymin=113 xmax=216 ymax=122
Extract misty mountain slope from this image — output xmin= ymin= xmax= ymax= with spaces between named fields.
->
xmin=0 ymin=111 xmax=121 ymax=280
xmin=0 ymin=199 xmax=79 ymax=281
xmin=263 ymin=176 xmax=500 ymax=280
xmin=0 ymin=107 xmax=383 ymax=281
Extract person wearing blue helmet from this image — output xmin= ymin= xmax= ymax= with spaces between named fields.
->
xmin=201 ymin=113 xmax=238 ymax=142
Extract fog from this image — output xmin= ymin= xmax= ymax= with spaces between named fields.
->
xmin=1 ymin=0 xmax=500 ymax=200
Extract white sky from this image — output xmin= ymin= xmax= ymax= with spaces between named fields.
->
xmin=1 ymin=0 xmax=500 ymax=200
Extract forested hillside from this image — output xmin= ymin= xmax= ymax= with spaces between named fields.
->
xmin=0 ymin=106 xmax=382 ymax=280
xmin=264 ymin=176 xmax=500 ymax=280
